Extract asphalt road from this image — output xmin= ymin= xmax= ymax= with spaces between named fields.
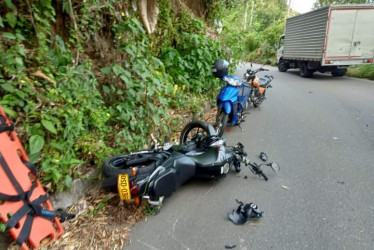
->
xmin=125 ymin=64 xmax=374 ymax=250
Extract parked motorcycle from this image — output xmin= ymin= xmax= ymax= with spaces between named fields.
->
xmin=101 ymin=121 xmax=279 ymax=206
xmin=213 ymin=60 xmax=252 ymax=137
xmin=244 ymin=60 xmax=274 ymax=108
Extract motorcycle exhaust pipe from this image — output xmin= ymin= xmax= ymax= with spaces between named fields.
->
xmin=143 ymin=196 xmax=164 ymax=206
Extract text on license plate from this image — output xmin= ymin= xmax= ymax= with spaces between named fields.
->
xmin=118 ymin=174 xmax=131 ymax=200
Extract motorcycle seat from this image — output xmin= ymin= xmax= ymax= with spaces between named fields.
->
xmin=185 ymin=150 xmax=206 ymax=156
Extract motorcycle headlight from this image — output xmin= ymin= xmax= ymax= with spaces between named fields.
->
xmin=243 ymin=73 xmax=249 ymax=80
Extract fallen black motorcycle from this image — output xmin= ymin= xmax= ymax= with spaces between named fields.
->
xmin=101 ymin=121 xmax=279 ymax=206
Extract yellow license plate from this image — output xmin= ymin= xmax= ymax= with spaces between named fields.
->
xmin=118 ymin=174 xmax=131 ymax=200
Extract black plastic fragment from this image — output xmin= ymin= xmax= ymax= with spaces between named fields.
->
xmin=259 ymin=152 xmax=267 ymax=162
xmin=225 ymin=244 xmax=237 ymax=249
xmin=228 ymin=199 xmax=263 ymax=225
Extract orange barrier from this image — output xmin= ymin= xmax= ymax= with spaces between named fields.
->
xmin=0 ymin=105 xmax=64 ymax=249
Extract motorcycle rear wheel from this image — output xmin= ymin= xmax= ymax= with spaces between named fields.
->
xmin=102 ymin=152 xmax=163 ymax=177
xmin=180 ymin=120 xmax=214 ymax=144
xmin=253 ymin=91 xmax=265 ymax=108
xmin=215 ymin=111 xmax=229 ymax=137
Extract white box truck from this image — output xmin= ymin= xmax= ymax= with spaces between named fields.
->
xmin=277 ymin=5 xmax=374 ymax=77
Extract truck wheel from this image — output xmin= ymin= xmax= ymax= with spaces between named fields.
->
xmin=278 ymin=59 xmax=288 ymax=72
xmin=331 ymin=69 xmax=347 ymax=77
xmin=299 ymin=62 xmax=313 ymax=78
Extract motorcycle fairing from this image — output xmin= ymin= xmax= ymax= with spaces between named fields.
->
xmin=149 ymin=153 xmax=196 ymax=198
xmin=217 ymin=101 xmax=238 ymax=125
xmin=217 ymin=85 xmax=239 ymax=103
xmin=189 ymin=148 xmax=233 ymax=178
xmin=217 ymin=101 xmax=232 ymax=115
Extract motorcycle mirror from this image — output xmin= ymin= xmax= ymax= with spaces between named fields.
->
xmin=269 ymin=162 xmax=280 ymax=173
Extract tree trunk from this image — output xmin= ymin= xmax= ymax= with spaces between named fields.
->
xmin=243 ymin=0 xmax=249 ymax=30
xmin=138 ymin=0 xmax=159 ymax=34
xmin=250 ymin=0 xmax=255 ymax=27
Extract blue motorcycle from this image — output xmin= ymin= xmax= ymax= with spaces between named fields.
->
xmin=214 ymin=75 xmax=252 ymax=137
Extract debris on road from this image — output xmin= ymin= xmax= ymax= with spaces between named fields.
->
xmin=225 ymin=244 xmax=237 ymax=249
xmin=332 ymin=137 xmax=340 ymax=140
xmin=281 ymin=185 xmax=289 ymax=190
xmin=259 ymin=152 xmax=268 ymax=162
xmin=228 ymin=199 xmax=263 ymax=225
xmin=337 ymin=181 xmax=345 ymax=185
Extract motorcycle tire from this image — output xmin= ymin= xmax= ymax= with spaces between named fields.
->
xmin=101 ymin=175 xmax=119 ymax=191
xmin=180 ymin=120 xmax=215 ymax=144
xmin=245 ymin=98 xmax=251 ymax=111
xmin=102 ymin=152 xmax=165 ymax=177
xmin=253 ymin=92 xmax=265 ymax=108
xmin=215 ymin=111 xmax=229 ymax=137
xmin=253 ymin=100 xmax=260 ymax=108
xmin=277 ymin=58 xmax=288 ymax=72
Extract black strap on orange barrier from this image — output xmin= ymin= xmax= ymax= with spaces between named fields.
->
xmin=0 ymin=143 xmax=52 ymax=245
xmin=0 ymin=115 xmax=14 ymax=133
xmin=0 ymin=113 xmax=73 ymax=247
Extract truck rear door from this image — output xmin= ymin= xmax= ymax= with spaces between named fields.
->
xmin=350 ymin=9 xmax=374 ymax=60
xmin=324 ymin=7 xmax=374 ymax=64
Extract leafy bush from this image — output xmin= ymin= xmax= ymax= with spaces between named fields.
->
xmin=0 ymin=0 xmax=224 ymax=191
xmin=347 ymin=65 xmax=374 ymax=80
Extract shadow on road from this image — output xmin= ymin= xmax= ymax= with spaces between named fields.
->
xmin=281 ymin=69 xmax=353 ymax=82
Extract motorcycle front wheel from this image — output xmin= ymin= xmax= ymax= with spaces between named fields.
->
xmin=215 ymin=110 xmax=229 ymax=137
xmin=180 ymin=120 xmax=215 ymax=144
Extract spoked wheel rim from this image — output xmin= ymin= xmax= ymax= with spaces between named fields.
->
xmin=215 ymin=111 xmax=228 ymax=137
xmin=185 ymin=127 xmax=210 ymax=142
xmin=180 ymin=124 xmax=211 ymax=145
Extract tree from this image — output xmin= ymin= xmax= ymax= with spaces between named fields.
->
xmin=314 ymin=0 xmax=374 ymax=8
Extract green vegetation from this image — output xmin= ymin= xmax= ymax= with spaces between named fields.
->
xmin=314 ymin=0 xmax=374 ymax=8
xmin=219 ymin=0 xmax=288 ymax=63
xmin=347 ymin=65 xmax=374 ymax=80
xmin=0 ymin=0 xmax=372 ymax=191
xmin=0 ymin=0 xmax=223 ymax=191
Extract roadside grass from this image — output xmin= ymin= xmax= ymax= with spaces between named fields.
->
xmin=347 ymin=64 xmax=374 ymax=80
